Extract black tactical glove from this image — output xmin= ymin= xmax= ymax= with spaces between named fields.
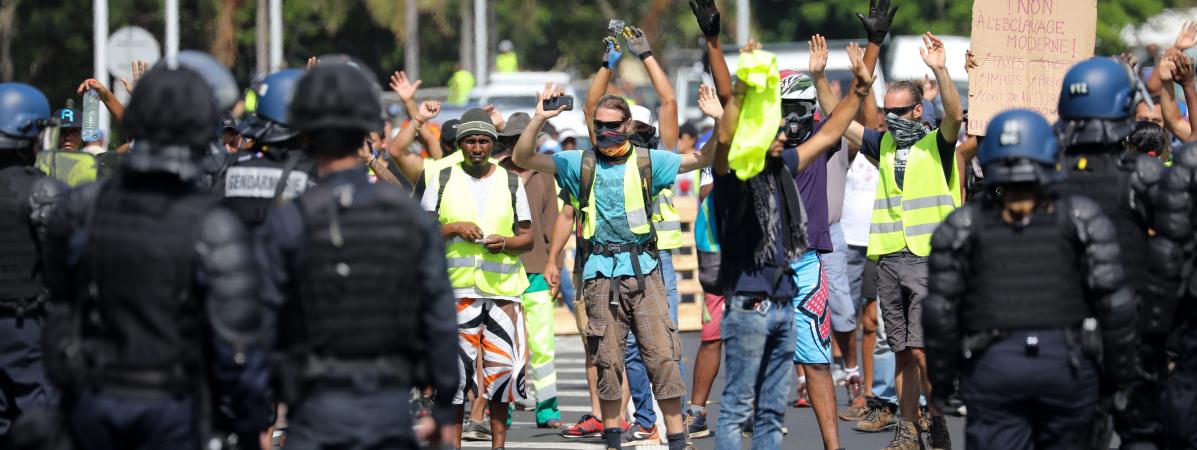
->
xmin=856 ymin=0 xmax=898 ymax=44
xmin=689 ymin=0 xmax=721 ymax=38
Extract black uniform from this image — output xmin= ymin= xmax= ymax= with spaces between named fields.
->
xmin=0 ymin=166 xmax=65 ymax=438
xmin=1053 ymin=149 xmax=1167 ymax=446
xmin=255 ymin=167 xmax=459 ymax=449
xmin=214 ymin=146 xmax=315 ymax=228
xmin=924 ymin=195 xmax=1138 ymax=450
xmin=41 ymin=174 xmax=274 ymax=450
xmin=1151 ymin=143 xmax=1197 ymax=448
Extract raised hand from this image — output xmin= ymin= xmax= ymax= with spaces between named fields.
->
xmin=306 ymin=56 xmax=318 ymax=71
xmin=416 ymin=100 xmax=441 ymax=123
xmin=77 ymin=79 xmax=115 ymax=101
xmin=389 ymin=70 xmax=422 ymax=101
xmin=1174 ymin=54 xmax=1195 ymax=85
xmin=1176 ymin=21 xmax=1197 ymax=51
xmin=689 ymin=0 xmax=721 ymax=38
xmin=922 ymin=74 xmax=939 ymax=102
xmin=808 ymin=34 xmax=828 ymax=75
xmin=847 ymin=42 xmax=875 ymax=87
xmin=740 ymin=37 xmax=762 ymax=55
xmin=965 ymin=49 xmax=979 ymax=73
xmin=602 ymin=36 xmax=622 ymax=70
xmin=1118 ymin=52 xmax=1140 ymax=71
xmin=1158 ymin=55 xmax=1176 ymax=82
xmin=118 ymin=60 xmax=148 ymax=94
xmin=621 ymin=26 xmax=653 ymax=60
xmin=920 ymin=32 xmax=947 ymax=70
xmin=856 ymin=0 xmax=898 ymax=45
xmin=483 ymin=104 xmax=506 ymax=131
xmin=535 ymin=82 xmax=568 ymax=120
xmin=697 ymin=84 xmax=723 ymax=120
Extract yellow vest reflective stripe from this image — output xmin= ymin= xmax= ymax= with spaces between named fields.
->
xmin=651 ymin=187 xmax=683 ymax=250
xmin=866 ymin=130 xmax=960 ymax=259
xmin=437 ymin=163 xmax=529 ymax=297
xmin=580 ymin=148 xmax=651 ymax=239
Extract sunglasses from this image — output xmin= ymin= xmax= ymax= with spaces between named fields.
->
xmin=882 ymin=104 xmax=918 ymax=117
xmin=593 ymin=119 xmax=624 ymax=129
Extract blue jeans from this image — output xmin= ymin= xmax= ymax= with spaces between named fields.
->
xmin=624 ymin=250 xmax=682 ymax=429
xmin=716 ymin=296 xmax=795 ymax=450
xmin=871 ymin=300 xmax=898 ymax=404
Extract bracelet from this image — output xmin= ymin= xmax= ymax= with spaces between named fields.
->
xmin=638 ymin=51 xmax=653 ymax=61
xmin=854 ymin=85 xmax=872 ymax=97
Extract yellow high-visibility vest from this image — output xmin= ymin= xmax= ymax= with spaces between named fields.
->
xmin=577 ymin=148 xmax=651 ymax=239
xmin=496 ymin=52 xmax=518 ymax=73
xmin=436 ymin=162 xmax=529 ymax=297
xmin=866 ymin=130 xmax=959 ymax=259
xmin=651 ymin=188 xmax=683 ymax=250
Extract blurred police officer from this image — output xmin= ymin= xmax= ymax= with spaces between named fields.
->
xmin=1152 ymin=142 xmax=1197 ymax=448
xmin=40 ymin=58 xmax=273 ymax=450
xmin=255 ymin=59 xmax=459 ymax=449
xmin=0 ymin=83 xmax=66 ymax=442
xmin=1054 ymin=57 xmax=1165 ymax=450
xmin=924 ymin=109 xmax=1139 ymax=450
xmin=216 ymin=69 xmax=315 ymax=229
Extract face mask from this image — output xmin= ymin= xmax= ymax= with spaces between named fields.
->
xmin=596 ymin=123 xmax=629 ymax=149
xmin=885 ymin=113 xmax=928 ymax=149
xmin=782 ymin=101 xmax=815 ymax=146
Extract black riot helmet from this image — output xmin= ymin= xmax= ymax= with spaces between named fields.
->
xmin=121 ymin=66 xmax=219 ymax=179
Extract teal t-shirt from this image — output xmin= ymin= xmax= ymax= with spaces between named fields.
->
xmin=553 ymin=149 xmax=682 ymax=280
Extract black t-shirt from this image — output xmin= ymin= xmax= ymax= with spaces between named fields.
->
xmin=860 ymin=129 xmax=955 ymax=190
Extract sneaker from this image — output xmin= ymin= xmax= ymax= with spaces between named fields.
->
xmin=927 ymin=416 xmax=952 ymax=450
xmin=562 ymin=414 xmax=603 ymax=439
xmin=845 ymin=371 xmax=863 ymax=400
xmin=792 ymin=380 xmax=811 ymax=407
xmin=838 ymin=395 xmax=870 ymax=421
xmin=621 ymin=424 xmax=660 ymax=446
xmin=683 ymin=410 xmax=711 ymax=439
xmin=853 ymin=402 xmax=898 ymax=433
xmin=882 ymin=420 xmax=921 ymax=450
xmin=832 ymin=364 xmax=847 ymax=386
xmin=461 ymin=420 xmax=492 ymax=441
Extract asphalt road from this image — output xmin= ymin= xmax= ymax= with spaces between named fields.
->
xmin=462 ymin=331 xmax=966 ymax=449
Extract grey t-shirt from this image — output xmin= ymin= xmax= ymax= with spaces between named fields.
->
xmin=825 ymin=140 xmax=850 ymax=225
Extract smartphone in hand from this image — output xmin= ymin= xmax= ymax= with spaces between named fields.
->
xmin=543 ymin=96 xmax=574 ymax=112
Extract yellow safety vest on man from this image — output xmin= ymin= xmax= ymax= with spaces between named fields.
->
xmin=436 ymin=162 xmax=529 ymax=297
xmin=496 ymin=52 xmax=519 ymax=73
xmin=867 ymin=130 xmax=959 ymax=259
xmin=577 ymin=148 xmax=651 ymax=240
xmin=651 ymin=188 xmax=683 ymax=250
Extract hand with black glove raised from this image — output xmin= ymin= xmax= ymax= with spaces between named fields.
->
xmin=689 ymin=0 xmax=721 ymax=38
xmin=601 ymin=35 xmax=622 ymax=70
xmin=622 ymin=26 xmax=653 ymax=60
xmin=856 ymin=0 xmax=898 ymax=45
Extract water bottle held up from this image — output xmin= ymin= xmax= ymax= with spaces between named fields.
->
xmin=82 ymin=89 xmax=99 ymax=142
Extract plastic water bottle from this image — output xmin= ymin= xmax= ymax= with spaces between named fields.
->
xmin=81 ymin=89 xmax=99 ymax=142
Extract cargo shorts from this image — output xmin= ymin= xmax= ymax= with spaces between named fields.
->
xmin=582 ymin=270 xmax=686 ymax=402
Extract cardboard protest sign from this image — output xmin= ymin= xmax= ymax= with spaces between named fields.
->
xmin=968 ymin=0 xmax=1097 ymax=135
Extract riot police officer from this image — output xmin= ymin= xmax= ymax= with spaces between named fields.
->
xmin=255 ymin=59 xmax=459 ymax=449
xmin=1053 ymin=57 xmax=1166 ymax=450
xmin=40 ymin=60 xmax=273 ymax=449
xmin=1152 ymin=142 xmax=1197 ymax=448
xmin=216 ymin=69 xmax=315 ymax=228
xmin=924 ymin=109 xmax=1139 ymax=450
xmin=0 ymin=83 xmax=66 ymax=442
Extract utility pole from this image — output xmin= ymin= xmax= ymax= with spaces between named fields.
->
xmin=256 ymin=0 xmax=267 ymax=76
xmin=94 ymin=0 xmax=109 ymax=141
xmin=165 ymin=0 xmax=178 ymax=66
xmin=405 ymin=0 xmax=419 ymax=79
xmin=269 ymin=0 xmax=282 ymax=70
xmin=736 ymin=0 xmax=749 ymax=47
xmin=473 ymin=0 xmax=486 ymax=87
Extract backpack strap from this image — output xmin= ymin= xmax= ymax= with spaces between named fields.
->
xmin=507 ymin=169 xmax=520 ymax=235
xmin=434 ymin=166 xmax=453 ymax=213
xmin=635 ymin=147 xmax=658 ymax=253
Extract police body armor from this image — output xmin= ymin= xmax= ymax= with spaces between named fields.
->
xmin=1056 ymin=152 xmax=1151 ymax=291
xmin=963 ymin=203 xmax=1089 ymax=332
xmin=76 ymin=182 xmax=220 ymax=394
xmin=218 ymin=148 xmax=314 ymax=228
xmin=275 ymin=182 xmax=427 ymax=402
xmin=0 ymin=167 xmax=44 ymax=305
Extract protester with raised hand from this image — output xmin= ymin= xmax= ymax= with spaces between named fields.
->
xmin=1158 ymin=49 xmax=1197 ymax=145
xmin=513 ymin=78 xmax=715 ymax=450
xmin=711 ymin=38 xmax=874 ymax=450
